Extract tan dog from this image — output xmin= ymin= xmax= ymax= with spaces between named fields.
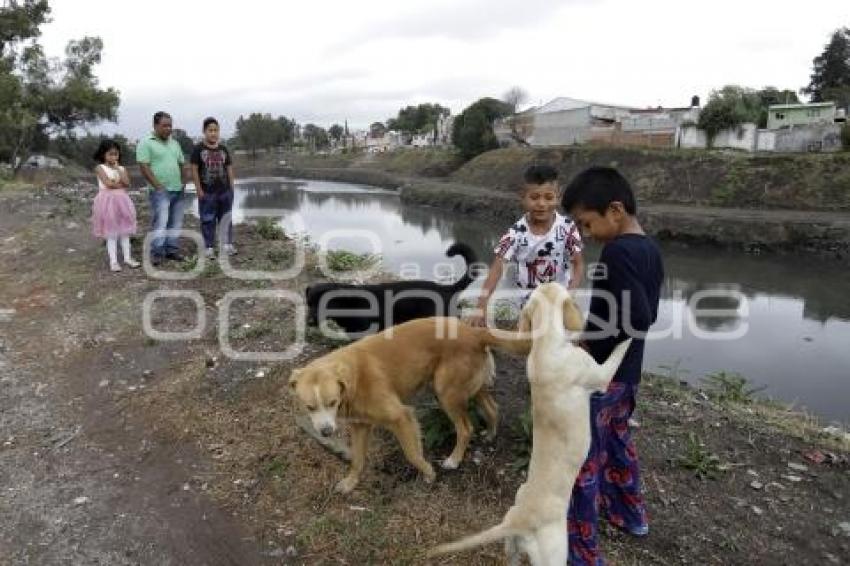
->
xmin=429 ymin=283 xmax=632 ymax=565
xmin=289 ymin=317 xmax=530 ymax=494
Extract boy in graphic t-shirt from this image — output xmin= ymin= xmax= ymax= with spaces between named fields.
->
xmin=471 ymin=164 xmax=584 ymax=326
xmin=190 ymin=117 xmax=236 ymax=258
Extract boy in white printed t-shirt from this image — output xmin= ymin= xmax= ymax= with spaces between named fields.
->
xmin=471 ymin=164 xmax=584 ymax=326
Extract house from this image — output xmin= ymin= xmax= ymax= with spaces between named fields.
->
xmin=530 ymin=97 xmax=637 ymax=146
xmin=766 ymin=102 xmax=836 ymax=130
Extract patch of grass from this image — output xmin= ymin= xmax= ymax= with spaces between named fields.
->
xmin=179 ymin=255 xmax=199 ymax=272
xmin=266 ymin=247 xmax=292 ymax=263
xmin=325 ymin=249 xmax=380 ymax=272
xmin=262 ymin=455 xmax=288 ymax=479
xmin=675 ymin=433 xmax=722 ymax=480
xmin=701 ymin=371 xmax=766 ymax=404
xmin=296 ymin=510 xmax=393 ymax=562
xmin=256 ymin=217 xmax=285 ymax=240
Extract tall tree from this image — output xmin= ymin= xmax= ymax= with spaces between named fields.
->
xmin=369 ymin=122 xmax=387 ymax=138
xmin=802 ymin=27 xmax=850 ymax=107
xmin=302 ymin=123 xmax=329 ymax=151
xmin=234 ymin=113 xmax=280 ymax=157
xmin=502 ymin=86 xmax=529 ymax=113
xmin=0 ymin=2 xmax=119 ymax=172
xmin=171 ymin=128 xmax=194 ymax=156
xmin=328 ymin=123 xmax=344 ymax=142
xmin=451 ymin=97 xmax=513 ymax=160
xmin=386 ymin=103 xmax=449 ymax=135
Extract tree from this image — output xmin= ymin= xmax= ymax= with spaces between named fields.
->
xmin=234 ymin=113 xmax=279 ymax=157
xmin=369 ymin=121 xmax=387 ymax=138
xmin=386 ymin=103 xmax=449 ymax=135
xmin=0 ymin=2 xmax=119 ymax=172
xmin=451 ymin=97 xmax=513 ymax=159
xmin=502 ymin=86 xmax=529 ymax=113
xmin=275 ymin=116 xmax=296 ymax=147
xmin=802 ymin=28 xmax=850 ymax=106
xmin=302 ymin=123 xmax=329 ymax=151
xmin=328 ymin=123 xmax=344 ymax=142
xmin=51 ymin=133 xmax=135 ymax=167
xmin=171 ymin=128 xmax=194 ymax=156
xmin=697 ymin=86 xmax=762 ymax=146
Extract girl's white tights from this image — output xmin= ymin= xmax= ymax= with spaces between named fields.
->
xmin=107 ymin=236 xmax=137 ymax=269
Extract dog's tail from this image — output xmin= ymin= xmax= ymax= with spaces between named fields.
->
xmin=428 ymin=522 xmax=521 ymax=558
xmin=445 ymin=242 xmax=478 ymax=292
xmin=477 ymin=327 xmax=532 ymax=356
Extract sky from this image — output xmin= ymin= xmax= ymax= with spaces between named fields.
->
xmin=38 ymin=0 xmax=849 ymax=140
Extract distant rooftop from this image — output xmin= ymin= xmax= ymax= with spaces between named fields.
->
xmin=536 ymin=97 xmax=639 ymax=113
xmin=768 ymin=101 xmax=836 ymax=110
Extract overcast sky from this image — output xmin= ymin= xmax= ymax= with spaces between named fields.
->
xmin=39 ymin=0 xmax=848 ymax=140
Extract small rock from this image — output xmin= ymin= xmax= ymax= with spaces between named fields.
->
xmin=751 ymin=505 xmax=764 ymax=516
xmin=837 ymin=522 xmax=850 ymax=537
xmin=73 ymin=496 xmax=90 ymax=505
xmin=76 ymin=291 xmax=85 ymax=299
xmin=255 ymin=370 xmax=265 ymax=379
xmin=787 ymin=462 xmax=808 ymax=472
xmin=182 ymin=483 xmax=190 ymax=491
xmin=782 ymin=474 xmax=803 ymax=483
xmin=747 ymin=469 xmax=759 ymax=477
xmin=142 ymin=370 xmax=153 ymax=379
xmin=98 ymin=379 xmax=109 ymax=388
xmin=750 ymin=481 xmax=764 ymax=490
xmin=349 ymin=505 xmax=368 ymax=512
xmin=66 ymin=248 xmax=76 ymax=253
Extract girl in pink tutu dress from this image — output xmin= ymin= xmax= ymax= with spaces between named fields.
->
xmin=91 ymin=140 xmax=139 ymax=271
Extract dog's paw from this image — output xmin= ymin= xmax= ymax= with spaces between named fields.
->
xmin=441 ymin=456 xmax=460 ymax=470
xmin=422 ymin=464 xmax=437 ymax=483
xmin=334 ymin=476 xmax=359 ymax=494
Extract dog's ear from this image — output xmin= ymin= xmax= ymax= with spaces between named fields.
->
xmin=288 ymin=368 xmax=303 ymax=391
xmin=332 ymin=362 xmax=352 ymax=396
xmin=562 ymin=294 xmax=584 ymax=333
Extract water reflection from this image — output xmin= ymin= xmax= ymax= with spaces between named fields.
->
xmin=190 ymin=177 xmax=850 ymax=423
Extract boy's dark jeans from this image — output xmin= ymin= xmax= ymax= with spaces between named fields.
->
xmin=198 ymin=189 xmax=233 ymax=249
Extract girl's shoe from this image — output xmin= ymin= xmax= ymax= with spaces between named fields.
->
xmin=125 ymin=258 xmax=141 ymax=268
xmin=110 ymin=262 xmax=122 ymax=272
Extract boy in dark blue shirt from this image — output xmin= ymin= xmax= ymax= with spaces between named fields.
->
xmin=561 ymin=166 xmax=664 ymax=566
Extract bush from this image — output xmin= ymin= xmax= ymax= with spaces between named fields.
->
xmin=256 ymin=217 xmax=285 ymax=240
xmin=841 ymin=123 xmax=850 ymax=151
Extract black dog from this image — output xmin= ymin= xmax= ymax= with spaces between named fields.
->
xmin=305 ymin=242 xmax=478 ymax=336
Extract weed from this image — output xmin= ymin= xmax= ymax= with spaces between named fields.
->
xmin=325 ymin=249 xmax=380 ymax=272
xmin=701 ymin=371 xmax=766 ymax=404
xmin=256 ymin=217 xmax=285 ymax=240
xmin=675 ymin=433 xmax=722 ymax=480
xmin=418 ymin=400 xmax=487 ymax=451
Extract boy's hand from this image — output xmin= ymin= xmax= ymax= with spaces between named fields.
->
xmin=467 ymin=313 xmax=487 ymax=328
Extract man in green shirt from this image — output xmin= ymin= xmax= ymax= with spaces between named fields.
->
xmin=136 ymin=111 xmax=188 ymax=263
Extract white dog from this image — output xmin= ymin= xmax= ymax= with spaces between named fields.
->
xmin=429 ymin=283 xmax=632 ymax=565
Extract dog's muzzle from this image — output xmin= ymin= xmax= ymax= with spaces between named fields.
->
xmin=319 ymin=424 xmax=334 ymax=437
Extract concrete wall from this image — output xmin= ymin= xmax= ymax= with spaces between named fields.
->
xmin=677 ymin=124 xmax=757 ymax=151
xmin=772 ymin=124 xmax=843 ymax=153
xmin=532 ymin=107 xmax=591 ymax=146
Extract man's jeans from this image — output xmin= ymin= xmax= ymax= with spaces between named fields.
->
xmin=148 ymin=188 xmax=187 ymax=257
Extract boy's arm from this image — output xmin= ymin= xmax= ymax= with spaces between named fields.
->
xmin=569 ymin=252 xmax=584 ymax=290
xmin=469 ymin=257 xmax=505 ymax=327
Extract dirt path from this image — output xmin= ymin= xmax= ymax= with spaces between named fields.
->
xmin=0 ymin=182 xmax=848 ymax=565
xmin=0 ymin=186 xmax=274 ymax=565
